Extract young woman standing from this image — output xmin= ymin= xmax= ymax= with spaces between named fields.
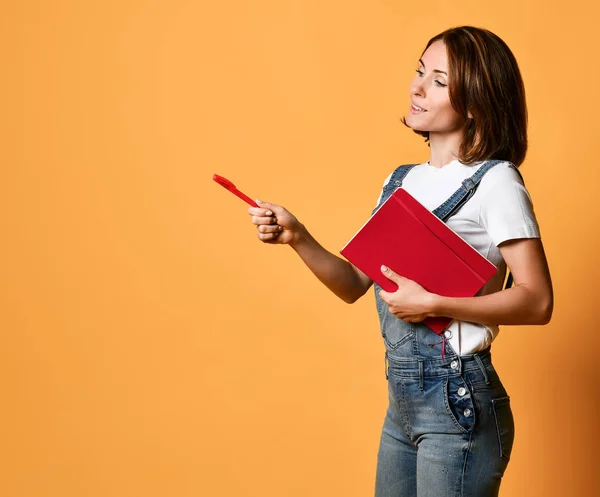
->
xmin=247 ymin=26 xmax=553 ymax=497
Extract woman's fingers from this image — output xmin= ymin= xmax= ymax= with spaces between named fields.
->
xmin=248 ymin=207 xmax=279 ymax=225
xmin=251 ymin=214 xmax=278 ymax=225
xmin=247 ymin=201 xmax=297 ymax=245
xmin=248 ymin=206 xmax=275 ymax=217
xmin=257 ymin=224 xmax=283 ymax=234
xmin=258 ymin=226 xmax=282 ymax=239
xmin=258 ymin=231 xmax=280 ymax=241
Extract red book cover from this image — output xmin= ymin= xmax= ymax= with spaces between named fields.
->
xmin=340 ymin=188 xmax=498 ymax=333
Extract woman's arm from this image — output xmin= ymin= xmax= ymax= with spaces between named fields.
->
xmin=248 ymin=201 xmax=373 ymax=304
xmin=430 ymin=237 xmax=553 ymax=325
xmin=378 ymin=237 xmax=553 ymax=325
xmin=290 ymin=225 xmax=374 ymax=304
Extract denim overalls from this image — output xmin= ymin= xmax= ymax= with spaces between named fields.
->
xmin=372 ymin=160 xmax=517 ymax=497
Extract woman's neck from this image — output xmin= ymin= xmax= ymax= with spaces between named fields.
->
xmin=427 ymin=129 xmax=465 ymax=168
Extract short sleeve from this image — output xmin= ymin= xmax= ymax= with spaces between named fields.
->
xmin=478 ymin=166 xmax=541 ymax=246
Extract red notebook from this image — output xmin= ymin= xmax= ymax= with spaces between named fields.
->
xmin=340 ymin=188 xmax=498 ymax=333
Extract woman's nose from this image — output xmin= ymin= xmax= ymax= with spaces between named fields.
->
xmin=410 ymin=80 xmax=425 ymax=98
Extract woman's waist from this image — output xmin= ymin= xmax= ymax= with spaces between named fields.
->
xmin=385 ymin=345 xmax=493 ymax=378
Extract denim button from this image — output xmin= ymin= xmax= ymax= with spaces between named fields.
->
xmin=450 ymin=360 xmax=458 ymax=369
xmin=393 ymin=180 xmax=401 ymax=187
xmin=458 ymin=387 xmax=467 ymax=396
xmin=464 ymin=408 xmax=472 ymax=417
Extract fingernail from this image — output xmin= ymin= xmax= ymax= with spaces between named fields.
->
xmin=256 ymin=199 xmax=263 ymax=204
xmin=266 ymin=211 xmax=273 ymax=216
xmin=381 ymin=265 xmax=388 ymax=272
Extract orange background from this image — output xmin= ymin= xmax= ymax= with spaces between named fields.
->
xmin=1 ymin=1 xmax=598 ymax=496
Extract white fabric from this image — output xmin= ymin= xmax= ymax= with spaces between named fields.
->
xmin=374 ymin=159 xmax=541 ymax=355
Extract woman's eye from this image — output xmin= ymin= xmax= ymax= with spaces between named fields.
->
xmin=415 ymin=69 xmax=447 ymax=87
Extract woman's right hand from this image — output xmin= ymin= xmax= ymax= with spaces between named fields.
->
xmin=248 ymin=200 xmax=304 ymax=246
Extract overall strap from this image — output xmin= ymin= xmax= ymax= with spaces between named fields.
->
xmin=432 ymin=159 xmax=509 ymax=220
xmin=371 ymin=164 xmax=419 ymax=215
xmin=432 ymin=159 xmax=521 ymax=290
xmin=388 ymin=163 xmax=419 ymax=190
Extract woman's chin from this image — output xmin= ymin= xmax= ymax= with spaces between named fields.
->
xmin=404 ymin=116 xmax=428 ymax=132
xmin=406 ymin=122 xmax=429 ymax=132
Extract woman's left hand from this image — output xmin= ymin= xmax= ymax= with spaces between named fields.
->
xmin=378 ymin=265 xmax=437 ymax=323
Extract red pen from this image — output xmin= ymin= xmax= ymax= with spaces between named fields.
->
xmin=213 ymin=174 xmax=260 ymax=208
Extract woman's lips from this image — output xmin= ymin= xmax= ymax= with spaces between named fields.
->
xmin=410 ymin=103 xmax=427 ymax=114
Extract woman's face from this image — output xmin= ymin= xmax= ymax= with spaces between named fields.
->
xmin=405 ymin=40 xmax=467 ymax=135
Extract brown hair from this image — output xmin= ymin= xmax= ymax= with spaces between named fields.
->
xmin=403 ymin=26 xmax=528 ymax=167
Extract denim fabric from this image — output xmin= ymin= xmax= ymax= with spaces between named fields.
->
xmin=372 ymin=161 xmax=516 ymax=496
xmin=375 ymin=343 xmax=514 ymax=497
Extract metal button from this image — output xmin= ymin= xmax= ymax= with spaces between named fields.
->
xmin=444 ymin=330 xmax=453 ymax=339
xmin=464 ymin=408 xmax=472 ymax=417
xmin=457 ymin=387 xmax=467 ymax=396
xmin=450 ymin=360 xmax=458 ymax=370
xmin=393 ymin=180 xmax=401 ymax=187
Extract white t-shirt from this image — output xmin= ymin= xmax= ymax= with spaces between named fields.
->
xmin=374 ymin=159 xmax=541 ymax=355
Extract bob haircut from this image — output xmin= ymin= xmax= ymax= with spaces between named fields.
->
xmin=403 ymin=26 xmax=528 ymax=167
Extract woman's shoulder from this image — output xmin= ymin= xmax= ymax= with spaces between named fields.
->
xmin=475 ymin=160 xmax=537 ymax=222
xmin=476 ymin=160 xmax=526 ymax=193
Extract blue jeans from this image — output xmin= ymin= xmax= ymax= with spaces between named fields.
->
xmin=375 ymin=344 xmax=515 ymax=497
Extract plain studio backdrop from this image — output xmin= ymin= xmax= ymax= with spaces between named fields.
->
xmin=1 ymin=1 xmax=597 ymax=496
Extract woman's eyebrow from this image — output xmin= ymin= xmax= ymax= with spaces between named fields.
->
xmin=418 ymin=59 xmax=447 ymax=75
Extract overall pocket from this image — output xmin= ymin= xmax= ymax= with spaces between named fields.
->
xmin=381 ymin=319 xmax=414 ymax=349
xmin=444 ymin=375 xmax=477 ymax=433
xmin=491 ymin=396 xmax=515 ymax=462
xmin=464 ymin=359 xmax=504 ymax=393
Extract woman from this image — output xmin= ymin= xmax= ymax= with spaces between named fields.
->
xmin=247 ymin=26 xmax=553 ymax=497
